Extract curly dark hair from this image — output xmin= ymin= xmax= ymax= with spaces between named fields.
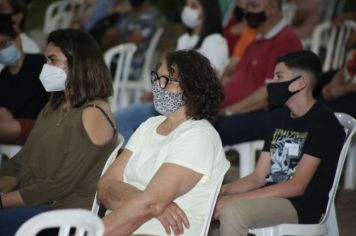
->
xmin=164 ymin=50 xmax=224 ymax=122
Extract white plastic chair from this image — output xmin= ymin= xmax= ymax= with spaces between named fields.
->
xmin=139 ymin=27 xmax=164 ymax=92
xmin=91 ymin=134 xmax=124 ymax=215
xmin=15 ymin=209 xmax=104 ymax=236
xmin=200 ymin=165 xmax=230 ymax=236
xmin=343 ymin=137 xmax=356 ymax=190
xmin=249 ymin=112 xmax=356 ymax=236
xmin=43 ymin=0 xmax=76 ymax=34
xmin=0 ymin=144 xmax=21 ymax=167
xmin=311 ymin=20 xmax=356 ymax=72
xmin=319 ymin=0 xmax=345 ymax=23
xmin=225 ymin=140 xmax=264 ymax=178
xmin=104 ymin=43 xmax=137 ymax=111
xmin=120 ymin=27 xmax=164 ymax=106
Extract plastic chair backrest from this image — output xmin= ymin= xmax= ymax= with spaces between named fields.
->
xmin=320 ymin=113 xmax=356 ymax=223
xmin=200 ymin=166 xmax=229 ymax=236
xmin=15 ymin=209 xmax=104 ymax=236
xmin=140 ymin=27 xmax=164 ymax=91
xmin=319 ymin=0 xmax=345 ymax=23
xmin=311 ymin=20 xmax=356 ymax=72
xmin=43 ymin=0 xmax=75 ymax=34
xmin=104 ymin=43 xmax=137 ymax=111
xmin=91 ymin=134 xmax=124 ymax=215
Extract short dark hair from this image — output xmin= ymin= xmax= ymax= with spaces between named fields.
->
xmin=47 ymin=29 xmax=113 ymax=109
xmin=0 ymin=20 xmax=18 ymax=39
xmin=194 ymin=0 xmax=223 ymax=49
xmin=164 ymin=50 xmax=224 ymax=122
xmin=276 ymin=50 xmax=322 ymax=88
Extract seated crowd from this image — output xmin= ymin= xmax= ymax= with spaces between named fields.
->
xmin=0 ymin=0 xmax=355 ymax=235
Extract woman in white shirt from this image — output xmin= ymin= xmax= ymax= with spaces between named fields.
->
xmin=178 ymin=0 xmax=229 ymax=75
xmin=98 ymin=50 xmax=230 ymax=236
xmin=113 ymin=0 xmax=229 ymax=144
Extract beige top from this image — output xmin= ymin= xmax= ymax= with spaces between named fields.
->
xmin=0 ymin=102 xmax=118 ymax=209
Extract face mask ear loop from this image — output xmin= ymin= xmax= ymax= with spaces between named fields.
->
xmin=290 ymin=75 xmax=306 ymax=94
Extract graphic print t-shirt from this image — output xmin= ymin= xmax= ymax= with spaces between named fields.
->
xmin=263 ymin=101 xmax=345 ymax=223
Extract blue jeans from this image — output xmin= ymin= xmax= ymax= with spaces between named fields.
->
xmin=214 ymin=109 xmax=270 ymax=146
xmin=114 ymin=102 xmax=158 ymax=143
xmin=0 ymin=206 xmax=51 ymax=236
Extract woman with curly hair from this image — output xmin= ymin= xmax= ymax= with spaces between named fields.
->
xmin=98 ymin=50 xmax=230 ymax=236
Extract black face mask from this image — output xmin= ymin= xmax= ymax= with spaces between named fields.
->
xmin=245 ymin=11 xmax=267 ymax=28
xmin=267 ymin=76 xmax=302 ymax=106
xmin=0 ymin=13 xmax=13 ymax=25
xmin=233 ymin=5 xmax=245 ymax=22
xmin=129 ymin=0 xmax=145 ymax=8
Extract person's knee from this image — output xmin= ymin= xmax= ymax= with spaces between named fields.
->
xmin=219 ymin=201 xmax=251 ymax=229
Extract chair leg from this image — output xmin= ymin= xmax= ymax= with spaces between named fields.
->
xmin=344 ymin=139 xmax=356 ymax=190
xmin=326 ymin=203 xmax=340 ymax=236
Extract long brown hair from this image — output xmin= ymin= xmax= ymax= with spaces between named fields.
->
xmin=47 ymin=29 xmax=113 ymax=109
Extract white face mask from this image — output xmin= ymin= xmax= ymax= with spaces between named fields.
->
xmin=39 ymin=64 xmax=67 ymax=92
xmin=181 ymin=6 xmax=201 ymax=29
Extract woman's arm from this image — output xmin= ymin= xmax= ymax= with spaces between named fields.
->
xmin=0 ymin=176 xmax=17 ymax=193
xmin=98 ymin=149 xmax=141 ymax=210
xmin=102 ymin=163 xmax=203 ymax=236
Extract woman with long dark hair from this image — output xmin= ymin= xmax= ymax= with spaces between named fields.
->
xmin=0 ymin=29 xmax=119 ymax=235
xmin=178 ymin=0 xmax=228 ymax=75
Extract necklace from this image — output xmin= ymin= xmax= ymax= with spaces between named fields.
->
xmin=56 ymin=105 xmax=70 ymax=126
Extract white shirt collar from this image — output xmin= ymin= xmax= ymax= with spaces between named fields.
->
xmin=257 ymin=18 xmax=288 ymax=40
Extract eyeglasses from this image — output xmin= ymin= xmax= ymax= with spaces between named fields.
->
xmin=150 ymin=70 xmax=180 ymax=89
xmin=0 ymin=38 xmax=12 ymax=50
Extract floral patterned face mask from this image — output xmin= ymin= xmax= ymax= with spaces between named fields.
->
xmin=152 ymin=83 xmax=185 ymax=116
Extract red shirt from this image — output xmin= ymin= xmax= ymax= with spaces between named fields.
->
xmin=223 ymin=18 xmax=242 ymax=56
xmin=223 ymin=24 xmax=303 ymax=107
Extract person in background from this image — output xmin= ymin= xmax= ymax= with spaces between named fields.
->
xmin=214 ymin=50 xmax=345 ymax=236
xmin=0 ymin=21 xmax=47 ymax=145
xmin=177 ymin=0 xmax=228 ymax=76
xmin=114 ymin=0 xmax=229 ymax=143
xmin=290 ymin=0 xmax=320 ymax=40
xmin=215 ymin=0 xmax=303 ymax=146
xmin=98 ymin=50 xmax=230 ymax=236
xmin=314 ymin=45 xmax=356 ymax=118
xmin=0 ymin=29 xmax=118 ymax=235
xmin=0 ymin=0 xmax=40 ymax=72
xmin=100 ymin=0 xmax=158 ymax=81
xmin=222 ymin=0 xmax=257 ymax=84
xmin=0 ymin=0 xmax=40 ymax=54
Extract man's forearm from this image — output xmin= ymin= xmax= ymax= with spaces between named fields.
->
xmin=226 ymin=85 xmax=269 ymax=114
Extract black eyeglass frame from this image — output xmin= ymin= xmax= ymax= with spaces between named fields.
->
xmin=150 ymin=70 xmax=180 ymax=89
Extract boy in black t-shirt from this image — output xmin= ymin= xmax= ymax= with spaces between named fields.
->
xmin=214 ymin=50 xmax=345 ymax=236
xmin=0 ymin=21 xmax=47 ymax=145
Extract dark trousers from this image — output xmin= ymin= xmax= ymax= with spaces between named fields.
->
xmin=214 ymin=109 xmax=269 ymax=146
xmin=0 ymin=206 xmax=51 ymax=236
